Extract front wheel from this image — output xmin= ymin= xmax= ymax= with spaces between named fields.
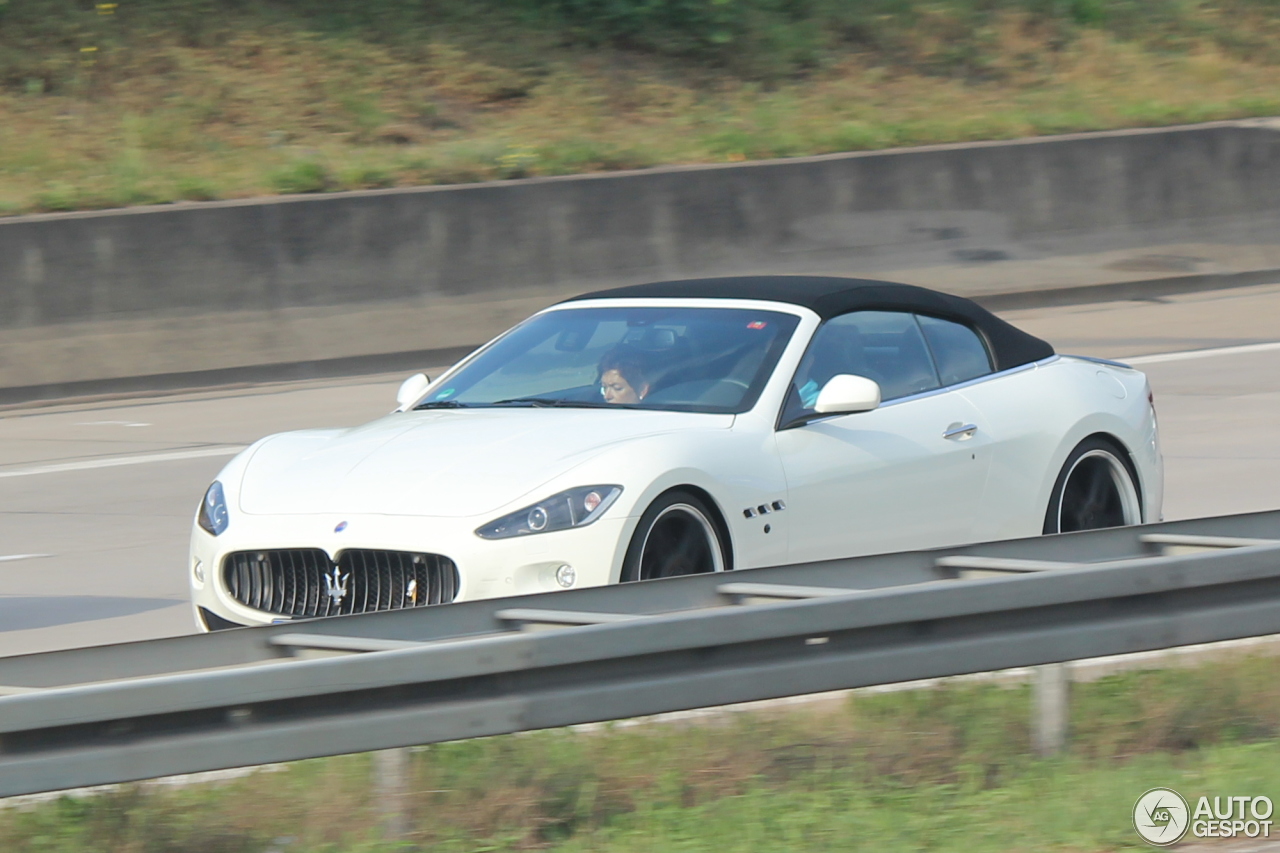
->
xmin=621 ymin=490 xmax=730 ymax=582
xmin=1043 ymin=437 xmax=1142 ymax=534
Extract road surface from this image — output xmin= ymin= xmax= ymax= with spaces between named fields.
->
xmin=1 ymin=281 xmax=1277 ymax=655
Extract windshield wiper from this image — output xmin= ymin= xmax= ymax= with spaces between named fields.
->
xmin=414 ymin=400 xmax=471 ymax=410
xmin=490 ymin=397 xmax=610 ymax=408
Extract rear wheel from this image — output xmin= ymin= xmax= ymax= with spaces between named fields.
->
xmin=621 ymin=490 xmax=730 ymax=582
xmin=1043 ymin=437 xmax=1142 ymax=534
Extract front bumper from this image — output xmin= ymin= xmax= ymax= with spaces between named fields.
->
xmin=189 ymin=511 xmax=631 ymax=630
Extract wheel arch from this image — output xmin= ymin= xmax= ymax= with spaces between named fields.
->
xmin=1043 ymin=431 xmax=1145 ymax=533
xmin=625 ymin=483 xmax=736 ymax=578
xmin=1073 ymin=430 xmax=1145 ymax=514
xmin=1036 ymin=423 xmax=1148 ymax=527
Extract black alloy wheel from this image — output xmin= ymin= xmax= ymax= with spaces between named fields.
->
xmin=1043 ymin=437 xmax=1142 ymax=534
xmin=622 ymin=490 xmax=730 ymax=582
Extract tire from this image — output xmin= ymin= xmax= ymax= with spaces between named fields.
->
xmin=621 ymin=490 xmax=731 ymax=582
xmin=1043 ymin=437 xmax=1142 ymax=534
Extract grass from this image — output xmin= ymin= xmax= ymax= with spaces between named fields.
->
xmin=1 ymin=653 xmax=1279 ymax=851
xmin=1 ymin=0 xmax=1280 ymax=215
xmin=552 ymin=747 xmax=1280 ymax=852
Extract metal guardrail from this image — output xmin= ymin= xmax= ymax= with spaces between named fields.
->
xmin=2 ymin=510 xmax=1280 ymax=798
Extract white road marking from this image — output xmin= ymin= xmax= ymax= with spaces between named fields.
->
xmin=0 ymin=340 xmax=1272 ymax=480
xmin=0 ymin=446 xmax=246 ymax=479
xmin=0 ymin=554 xmax=51 ymax=563
xmin=1126 ymin=340 xmax=1280 ymax=365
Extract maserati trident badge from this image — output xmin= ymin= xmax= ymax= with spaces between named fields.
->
xmin=324 ymin=567 xmax=349 ymax=606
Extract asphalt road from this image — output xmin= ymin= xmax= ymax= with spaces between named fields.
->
xmin=1 ymin=281 xmax=1277 ymax=656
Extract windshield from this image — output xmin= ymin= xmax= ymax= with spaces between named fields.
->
xmin=416 ymin=306 xmax=801 ymax=414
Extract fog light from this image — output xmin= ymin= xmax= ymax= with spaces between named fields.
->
xmin=193 ymin=559 xmax=205 ymax=583
xmin=555 ymin=564 xmax=576 ymax=589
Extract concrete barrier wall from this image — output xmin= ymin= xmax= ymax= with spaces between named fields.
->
xmin=2 ymin=119 xmax=1279 ymax=395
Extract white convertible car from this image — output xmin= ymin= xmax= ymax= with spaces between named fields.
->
xmin=190 ymin=276 xmax=1162 ymax=630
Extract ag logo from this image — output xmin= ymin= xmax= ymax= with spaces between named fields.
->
xmin=1135 ymin=787 xmax=1191 ymax=846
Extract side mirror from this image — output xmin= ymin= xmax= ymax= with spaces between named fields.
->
xmin=395 ymin=373 xmax=431 ymax=411
xmin=814 ymin=374 xmax=880 ymax=414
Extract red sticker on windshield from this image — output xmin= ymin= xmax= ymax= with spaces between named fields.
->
xmin=747 ymin=321 xmax=768 ymax=330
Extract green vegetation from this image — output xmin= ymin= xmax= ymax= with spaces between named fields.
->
xmin=0 ymin=0 xmax=1278 ymax=214
xmin=2 ymin=654 xmax=1279 ymax=851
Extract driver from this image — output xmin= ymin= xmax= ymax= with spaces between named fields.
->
xmin=598 ymin=347 xmax=651 ymax=404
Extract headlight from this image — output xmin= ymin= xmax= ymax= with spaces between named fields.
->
xmin=197 ymin=481 xmax=229 ymax=536
xmin=475 ymin=485 xmax=622 ymax=540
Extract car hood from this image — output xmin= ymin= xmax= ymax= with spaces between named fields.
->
xmin=238 ymin=408 xmax=732 ymax=518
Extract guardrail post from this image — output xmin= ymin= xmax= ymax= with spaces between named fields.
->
xmin=373 ymin=747 xmax=412 ymax=841
xmin=1032 ymin=663 xmax=1070 ymax=756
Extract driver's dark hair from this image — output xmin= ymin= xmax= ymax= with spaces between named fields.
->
xmin=598 ymin=346 xmax=649 ymax=390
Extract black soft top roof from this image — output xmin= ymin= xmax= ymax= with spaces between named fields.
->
xmin=566 ymin=276 xmax=1054 ymax=372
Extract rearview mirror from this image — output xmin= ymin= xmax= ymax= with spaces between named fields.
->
xmin=395 ymin=373 xmax=431 ymax=411
xmin=814 ymin=374 xmax=880 ymax=415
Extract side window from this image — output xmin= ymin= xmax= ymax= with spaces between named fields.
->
xmin=783 ymin=311 xmax=941 ymax=422
xmin=916 ymin=315 xmax=992 ymax=386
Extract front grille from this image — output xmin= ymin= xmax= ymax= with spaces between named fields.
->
xmin=222 ymin=549 xmax=459 ymax=618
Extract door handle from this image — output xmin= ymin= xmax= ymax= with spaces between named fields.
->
xmin=943 ymin=423 xmax=978 ymax=440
